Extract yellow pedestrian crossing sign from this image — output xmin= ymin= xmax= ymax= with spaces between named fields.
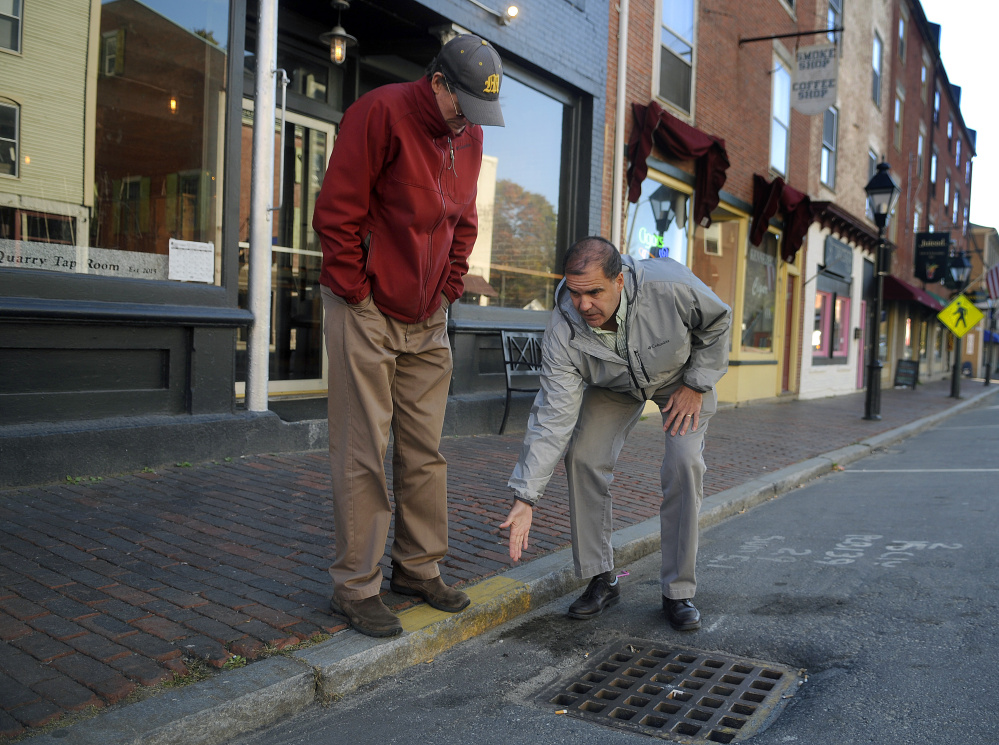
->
xmin=937 ymin=294 xmax=984 ymax=338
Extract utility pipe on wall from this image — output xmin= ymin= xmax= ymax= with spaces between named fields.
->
xmin=610 ymin=0 xmax=629 ymax=252
xmin=246 ymin=0 xmax=279 ymax=412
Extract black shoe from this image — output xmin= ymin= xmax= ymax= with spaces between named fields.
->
xmin=567 ymin=571 xmax=620 ymax=619
xmin=663 ymin=597 xmax=701 ymax=631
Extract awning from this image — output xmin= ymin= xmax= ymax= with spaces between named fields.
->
xmin=986 ymin=330 xmax=999 ymax=344
xmin=882 ymin=275 xmax=945 ymax=311
xmin=461 ymin=274 xmax=498 ymax=298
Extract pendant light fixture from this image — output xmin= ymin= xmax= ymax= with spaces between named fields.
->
xmin=320 ymin=0 xmax=357 ymax=66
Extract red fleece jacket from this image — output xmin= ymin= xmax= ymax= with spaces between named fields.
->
xmin=313 ymin=77 xmax=482 ymax=323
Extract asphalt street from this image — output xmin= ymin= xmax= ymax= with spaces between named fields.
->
xmin=227 ymin=398 xmax=999 ymax=745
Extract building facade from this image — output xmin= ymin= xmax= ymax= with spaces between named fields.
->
xmin=600 ymin=0 xmax=982 ymax=408
xmin=0 ymin=0 xmax=609 ymax=486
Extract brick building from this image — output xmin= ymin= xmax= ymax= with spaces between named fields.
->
xmin=602 ymin=0 xmax=979 ymax=404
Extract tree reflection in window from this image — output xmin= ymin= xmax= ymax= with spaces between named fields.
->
xmin=468 ymin=75 xmax=564 ymax=311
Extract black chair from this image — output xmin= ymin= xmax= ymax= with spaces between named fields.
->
xmin=499 ymin=330 xmax=544 ymax=435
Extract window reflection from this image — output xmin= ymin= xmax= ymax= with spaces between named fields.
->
xmin=1 ymin=0 xmax=229 ymax=282
xmin=742 ymin=233 xmax=778 ymax=351
xmin=624 ymin=178 xmax=689 ymax=265
xmin=236 ymin=110 xmax=331 ymax=384
xmin=691 ymin=214 xmax=739 ymax=308
xmin=89 ymin=0 xmax=228 ymax=283
xmin=466 ymin=76 xmax=563 ymax=311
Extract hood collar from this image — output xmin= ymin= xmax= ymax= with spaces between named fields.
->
xmin=416 ymin=76 xmax=466 ymax=139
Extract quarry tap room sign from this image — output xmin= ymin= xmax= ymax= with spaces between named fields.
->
xmin=792 ymin=43 xmax=838 ymax=115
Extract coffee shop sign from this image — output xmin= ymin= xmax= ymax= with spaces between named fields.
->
xmin=792 ymin=43 xmax=838 ymax=116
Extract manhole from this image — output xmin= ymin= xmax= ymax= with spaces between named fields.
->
xmin=536 ymin=639 xmax=804 ymax=743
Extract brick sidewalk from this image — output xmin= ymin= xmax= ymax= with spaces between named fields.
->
xmin=0 ymin=379 xmax=977 ymax=738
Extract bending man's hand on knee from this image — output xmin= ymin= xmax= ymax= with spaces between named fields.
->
xmin=662 ymin=385 xmax=703 ymax=436
xmin=500 ymin=501 xmax=533 ymax=562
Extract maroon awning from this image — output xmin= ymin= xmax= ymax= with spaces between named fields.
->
xmin=626 ymin=101 xmax=730 ymax=228
xmin=461 ymin=274 xmax=498 ymax=298
xmin=882 ymin=275 xmax=945 ymax=311
xmin=749 ymin=174 xmax=815 ymax=263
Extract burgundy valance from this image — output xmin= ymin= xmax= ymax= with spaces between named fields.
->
xmin=626 ymin=101 xmax=730 ymax=228
xmin=749 ymin=174 xmax=816 ymax=263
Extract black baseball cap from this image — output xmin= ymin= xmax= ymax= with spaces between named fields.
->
xmin=435 ymin=34 xmax=504 ymax=127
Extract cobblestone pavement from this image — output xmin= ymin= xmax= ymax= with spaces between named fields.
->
xmin=0 ymin=379 xmax=980 ymax=738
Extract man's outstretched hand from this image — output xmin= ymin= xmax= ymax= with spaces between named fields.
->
xmin=500 ymin=500 xmax=533 ymax=562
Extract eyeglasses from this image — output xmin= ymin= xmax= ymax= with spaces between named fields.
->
xmin=443 ymin=79 xmax=466 ymax=121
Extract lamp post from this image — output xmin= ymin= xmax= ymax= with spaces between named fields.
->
xmin=948 ymin=249 xmax=972 ymax=398
xmin=863 ymin=162 xmax=900 ymax=421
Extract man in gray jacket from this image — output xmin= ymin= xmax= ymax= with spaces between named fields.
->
xmin=500 ymin=236 xmax=731 ymax=630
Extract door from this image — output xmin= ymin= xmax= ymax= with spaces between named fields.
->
xmin=781 ymin=274 xmax=797 ymax=393
xmin=235 ymin=101 xmax=335 ymax=398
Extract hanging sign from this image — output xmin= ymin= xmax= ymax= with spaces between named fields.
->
xmin=914 ymin=232 xmax=950 ymax=283
xmin=792 ymin=43 xmax=838 ymax=115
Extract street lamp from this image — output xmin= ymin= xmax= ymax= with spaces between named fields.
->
xmin=948 ymin=250 xmax=972 ymax=398
xmin=863 ymin=162 xmax=901 ymax=421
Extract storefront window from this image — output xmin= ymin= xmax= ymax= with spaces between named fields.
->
xmin=832 ymin=295 xmax=850 ymax=357
xmin=624 ymin=177 xmax=690 ymax=265
xmin=742 ymin=232 xmax=778 ymax=352
xmin=1 ymin=0 xmax=229 ymax=283
xmin=812 ymin=291 xmax=848 ymax=362
xmin=813 ymin=291 xmax=830 ymax=356
xmin=467 ymin=75 xmax=564 ymax=311
xmin=690 ymin=215 xmax=738 ymax=309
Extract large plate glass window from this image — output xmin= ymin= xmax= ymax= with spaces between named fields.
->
xmin=0 ymin=0 xmax=229 ymax=283
xmin=469 ymin=73 xmax=568 ymax=311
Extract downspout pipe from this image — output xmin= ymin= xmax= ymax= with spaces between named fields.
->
xmin=246 ymin=0 xmax=279 ymax=412
xmin=611 ymin=0 xmax=629 ymax=251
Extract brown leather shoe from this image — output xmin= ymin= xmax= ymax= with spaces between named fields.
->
xmin=390 ymin=568 xmax=470 ymax=613
xmin=330 ymin=594 xmax=402 ymax=638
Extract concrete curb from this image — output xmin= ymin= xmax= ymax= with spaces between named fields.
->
xmin=28 ymin=385 xmax=999 ymax=744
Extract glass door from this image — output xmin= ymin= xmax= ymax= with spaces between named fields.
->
xmin=235 ymin=101 xmax=334 ymax=398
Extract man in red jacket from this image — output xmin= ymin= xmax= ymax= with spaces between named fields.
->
xmin=313 ymin=34 xmax=504 ymax=638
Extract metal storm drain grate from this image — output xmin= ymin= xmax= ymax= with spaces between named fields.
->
xmin=536 ymin=639 xmax=803 ymax=743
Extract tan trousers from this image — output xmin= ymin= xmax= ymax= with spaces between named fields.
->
xmin=564 ymin=382 xmax=716 ymax=600
xmin=321 ymin=287 xmax=452 ymax=600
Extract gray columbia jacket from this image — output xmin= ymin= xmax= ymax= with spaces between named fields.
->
xmin=508 ymin=255 xmax=732 ymax=505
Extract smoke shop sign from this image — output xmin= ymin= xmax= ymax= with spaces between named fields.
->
xmin=792 ymin=43 xmax=838 ymax=116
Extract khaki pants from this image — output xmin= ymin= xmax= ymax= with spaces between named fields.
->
xmin=321 ymin=287 xmax=452 ymax=600
xmin=564 ymin=383 xmax=716 ymax=599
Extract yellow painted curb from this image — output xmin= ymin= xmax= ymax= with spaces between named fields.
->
xmin=398 ymin=576 xmax=523 ymax=632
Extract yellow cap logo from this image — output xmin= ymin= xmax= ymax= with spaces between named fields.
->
xmin=483 ymin=74 xmax=500 ymax=94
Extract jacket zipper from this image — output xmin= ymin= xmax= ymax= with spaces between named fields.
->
xmin=621 ymin=269 xmax=649 ymax=396
xmin=425 ymin=136 xmax=450 ymax=319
